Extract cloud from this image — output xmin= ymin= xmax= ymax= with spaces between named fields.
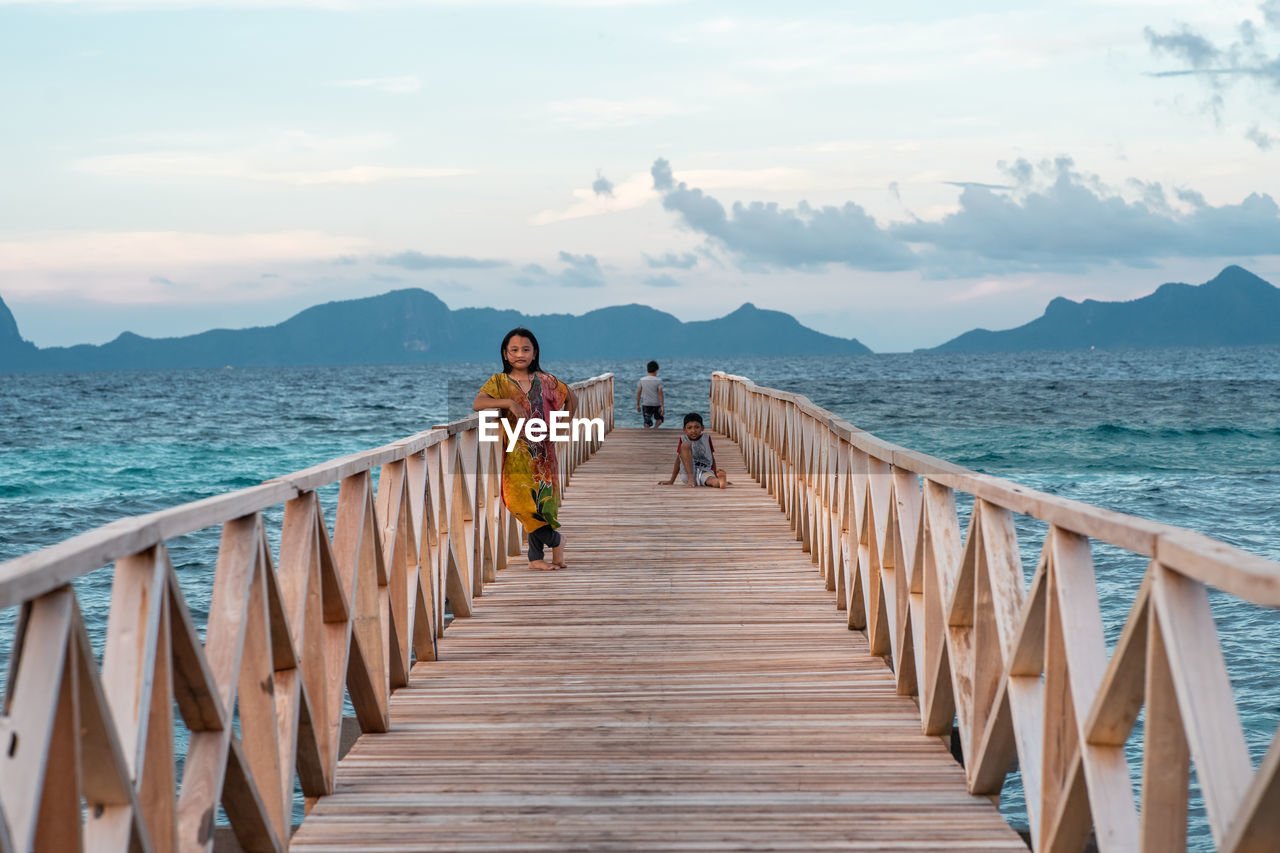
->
xmin=556 ymin=251 xmax=605 ymax=287
xmin=72 ymin=130 xmax=470 ymax=186
xmin=944 ymin=180 xmax=1016 ymax=191
xmin=0 ymin=231 xmax=372 ymax=305
xmin=645 ymin=251 xmax=698 ymax=269
xmin=1144 ymin=2 xmax=1280 ymax=139
xmin=592 ymin=171 xmax=615 ymax=197
xmin=543 ymin=98 xmax=693 ymax=130
xmin=74 ymin=154 xmax=469 ymax=185
xmin=651 ymin=158 xmax=673 ymax=191
xmin=334 ymin=75 xmax=422 ymax=94
xmin=654 ymin=159 xmax=918 ymax=271
xmin=894 ymin=157 xmax=1280 ymax=273
xmin=531 ymin=171 xmax=656 ymax=224
xmin=944 ymin=278 xmax=1035 ymax=303
xmin=643 ymin=274 xmax=681 ymax=287
xmin=648 ymin=157 xmax=1280 ymax=276
xmin=0 ymin=230 xmax=367 ymax=276
xmin=1246 ymin=124 xmax=1275 ymax=149
xmin=515 ymin=252 xmax=606 ymax=288
xmin=1 ymin=0 xmax=682 ymax=6
xmin=676 ymin=167 xmax=819 ymax=192
xmin=1145 ymin=26 xmax=1221 ymax=70
xmin=377 ymin=251 xmax=506 ymax=270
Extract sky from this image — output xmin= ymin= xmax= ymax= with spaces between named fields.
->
xmin=2 ymin=0 xmax=1279 ymax=353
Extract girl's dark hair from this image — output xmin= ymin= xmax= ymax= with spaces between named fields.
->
xmin=500 ymin=327 xmax=542 ymax=374
xmin=683 ymin=412 xmax=703 ymax=427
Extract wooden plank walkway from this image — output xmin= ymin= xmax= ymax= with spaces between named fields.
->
xmin=289 ymin=428 xmax=1026 ymax=851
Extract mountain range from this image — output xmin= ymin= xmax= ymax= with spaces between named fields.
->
xmin=0 ymin=290 xmax=871 ymax=371
xmin=4 ymin=265 xmax=1278 ymax=370
xmin=926 ymin=265 xmax=1280 ymax=352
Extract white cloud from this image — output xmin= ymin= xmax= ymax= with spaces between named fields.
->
xmin=334 ymin=75 xmax=422 ymax=94
xmin=73 ymin=153 xmax=469 ymax=185
xmin=677 ymin=10 xmax=1164 ymax=90
xmin=69 ymin=129 xmax=468 ymax=185
xmin=0 ymin=231 xmax=377 ymax=307
xmin=543 ymin=98 xmax=694 ymax=130
xmin=254 ymin=129 xmax=400 ymax=154
xmin=679 ymin=167 xmax=819 ymax=192
xmin=810 ymin=140 xmax=923 ymax=154
xmin=1 ymin=0 xmax=681 ymax=6
xmin=532 ymin=172 xmax=656 ymax=224
xmin=0 ymin=230 xmax=367 ymax=276
xmin=944 ymin=278 xmax=1035 ymax=303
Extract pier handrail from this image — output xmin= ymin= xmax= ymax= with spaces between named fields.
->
xmin=0 ymin=372 xmax=614 ymax=853
xmin=711 ymin=371 xmax=1280 ymax=852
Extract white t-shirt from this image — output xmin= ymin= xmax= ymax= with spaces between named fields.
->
xmin=638 ymin=374 xmax=663 ymax=406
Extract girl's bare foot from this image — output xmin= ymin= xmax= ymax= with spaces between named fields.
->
xmin=552 ymin=538 xmax=567 ymax=568
xmin=529 ymin=559 xmax=556 ymax=571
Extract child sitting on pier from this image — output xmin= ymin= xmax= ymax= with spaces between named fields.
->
xmin=658 ymin=413 xmax=730 ymax=489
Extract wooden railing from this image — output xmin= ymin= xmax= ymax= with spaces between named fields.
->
xmin=0 ymin=373 xmax=613 ymax=853
xmin=711 ymin=372 xmax=1280 ymax=853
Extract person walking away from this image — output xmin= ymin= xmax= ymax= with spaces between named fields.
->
xmin=636 ymin=361 xmax=664 ymax=428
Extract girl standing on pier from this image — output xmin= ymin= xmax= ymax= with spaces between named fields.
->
xmin=473 ymin=327 xmax=577 ymax=570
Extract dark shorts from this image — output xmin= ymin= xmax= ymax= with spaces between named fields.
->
xmin=528 ymin=524 xmax=562 ymax=563
xmin=642 ymin=405 xmax=664 ymax=427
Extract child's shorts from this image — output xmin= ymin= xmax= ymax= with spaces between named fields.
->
xmin=642 ymin=405 xmax=664 ymax=427
xmin=685 ymin=466 xmax=715 ymax=486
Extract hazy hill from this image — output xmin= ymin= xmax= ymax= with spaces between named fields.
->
xmin=0 ymin=296 xmax=39 ymax=363
xmin=0 ymin=289 xmax=871 ymax=371
xmin=927 ymin=266 xmax=1280 ymax=353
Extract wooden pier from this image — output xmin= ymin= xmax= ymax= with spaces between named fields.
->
xmin=2 ymin=370 xmax=1279 ymax=852
xmin=288 ymin=427 xmax=1023 ymax=851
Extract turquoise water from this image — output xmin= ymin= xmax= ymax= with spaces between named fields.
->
xmin=3 ymin=348 xmax=1279 ymax=846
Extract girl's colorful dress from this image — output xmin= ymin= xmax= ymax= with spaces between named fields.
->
xmin=479 ymin=371 xmax=571 ymax=533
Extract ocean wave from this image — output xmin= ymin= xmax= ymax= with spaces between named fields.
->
xmin=1091 ymin=423 xmax=1280 ymax=439
xmin=961 ymin=451 xmax=1007 ymax=464
xmin=112 ymin=466 xmax=156 ymax=476
xmin=221 ymin=475 xmax=264 ymax=488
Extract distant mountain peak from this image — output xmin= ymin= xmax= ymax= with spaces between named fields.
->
xmin=1204 ymin=264 xmax=1273 ymax=291
xmin=0 ymin=295 xmax=39 ymax=361
xmin=1149 ymin=281 xmax=1196 ymax=303
xmin=0 ymin=295 xmax=21 ymax=343
xmin=928 ymin=265 xmax=1280 ymax=353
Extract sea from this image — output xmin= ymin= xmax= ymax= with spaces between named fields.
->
xmin=3 ymin=347 xmax=1280 ymax=847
